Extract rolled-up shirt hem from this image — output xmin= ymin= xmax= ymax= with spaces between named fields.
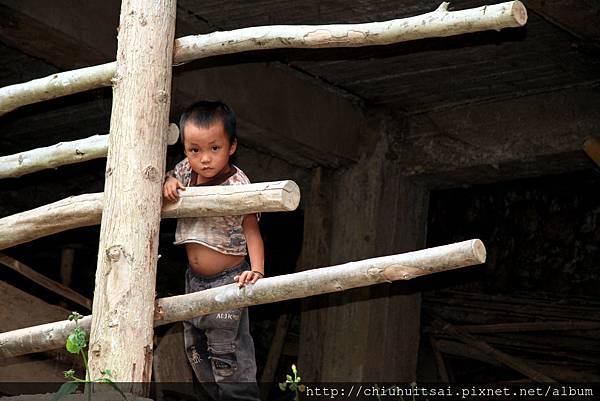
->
xmin=173 ymin=238 xmax=248 ymax=256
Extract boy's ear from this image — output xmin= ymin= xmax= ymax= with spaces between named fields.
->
xmin=229 ymin=139 xmax=237 ymax=155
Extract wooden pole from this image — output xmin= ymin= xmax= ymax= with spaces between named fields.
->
xmin=260 ymin=314 xmax=291 ymax=400
xmin=86 ymin=0 xmax=177 ymax=389
xmin=429 ymin=315 xmax=555 ymax=382
xmin=0 ymin=1 xmax=527 ymax=115
xmin=0 ymin=252 xmax=91 ymax=310
xmin=0 ymin=240 xmax=486 ymax=359
xmin=0 ymin=125 xmax=179 ymax=179
xmin=0 ymin=181 xmax=300 ymax=250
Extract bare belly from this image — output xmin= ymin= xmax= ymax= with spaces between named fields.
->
xmin=185 ymin=242 xmax=245 ymax=276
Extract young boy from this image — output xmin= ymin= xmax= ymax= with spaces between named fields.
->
xmin=163 ymin=101 xmax=263 ymax=401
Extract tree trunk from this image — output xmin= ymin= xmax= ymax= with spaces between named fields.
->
xmin=86 ymin=0 xmax=176 ymax=390
xmin=0 ymin=181 xmax=299 ymax=250
xmin=0 ymin=1 xmax=528 ymax=115
xmin=0 ymin=239 xmax=485 ymax=359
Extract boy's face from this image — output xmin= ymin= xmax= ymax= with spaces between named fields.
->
xmin=183 ymin=121 xmax=236 ymax=184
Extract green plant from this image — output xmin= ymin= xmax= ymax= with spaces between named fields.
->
xmin=278 ymin=364 xmax=305 ymax=401
xmin=51 ymin=312 xmax=126 ymax=401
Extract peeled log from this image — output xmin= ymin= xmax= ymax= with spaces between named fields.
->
xmin=0 ymin=124 xmax=180 ymax=179
xmin=174 ymin=1 xmax=527 ymax=63
xmin=0 ymin=239 xmax=486 ymax=358
xmin=0 ymin=181 xmax=300 ymax=250
xmin=0 ymin=1 xmax=527 ymax=115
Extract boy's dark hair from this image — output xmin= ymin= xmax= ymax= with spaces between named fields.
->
xmin=179 ymin=100 xmax=237 ymax=145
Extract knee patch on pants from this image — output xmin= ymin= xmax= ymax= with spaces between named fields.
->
xmin=208 ymin=343 xmax=238 ymax=377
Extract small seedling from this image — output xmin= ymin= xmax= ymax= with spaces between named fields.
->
xmin=51 ymin=312 xmax=126 ymax=401
xmin=278 ymin=364 xmax=305 ymax=401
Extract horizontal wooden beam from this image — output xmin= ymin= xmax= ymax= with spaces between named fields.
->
xmin=0 ymin=181 xmax=300 ymax=250
xmin=0 ymin=1 xmax=527 ymax=115
xmin=0 ymin=124 xmax=179 ymax=179
xmin=0 ymin=239 xmax=486 ymax=358
xmin=0 ymin=253 xmax=91 ymax=310
xmin=429 ymin=315 xmax=555 ymax=382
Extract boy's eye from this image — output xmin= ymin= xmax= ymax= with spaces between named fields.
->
xmin=211 ymin=146 xmax=220 ymax=152
xmin=190 ymin=148 xmax=199 ymax=153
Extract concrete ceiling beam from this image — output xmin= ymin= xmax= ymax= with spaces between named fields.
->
xmin=396 ymin=87 xmax=600 ymax=187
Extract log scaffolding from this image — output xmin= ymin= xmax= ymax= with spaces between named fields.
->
xmin=0 ymin=239 xmax=486 ymax=359
xmin=0 ymin=0 xmax=529 ymax=391
xmin=0 ymin=181 xmax=300 ymax=250
xmin=0 ymin=1 xmax=527 ymax=116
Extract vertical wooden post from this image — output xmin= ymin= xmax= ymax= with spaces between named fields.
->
xmin=87 ymin=0 xmax=176 ymax=392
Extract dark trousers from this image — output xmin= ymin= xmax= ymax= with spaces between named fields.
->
xmin=183 ymin=260 xmax=260 ymax=401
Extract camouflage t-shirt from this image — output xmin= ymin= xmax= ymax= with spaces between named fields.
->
xmin=166 ymin=159 xmax=251 ymax=255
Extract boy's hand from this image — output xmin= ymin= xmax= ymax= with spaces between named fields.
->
xmin=234 ymin=270 xmax=263 ymax=287
xmin=163 ymin=177 xmax=185 ymax=202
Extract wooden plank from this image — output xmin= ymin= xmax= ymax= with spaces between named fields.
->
xmin=454 ymin=321 xmax=600 ymax=333
xmin=0 ymin=253 xmax=91 ymax=310
xmin=429 ymin=315 xmax=555 ymax=382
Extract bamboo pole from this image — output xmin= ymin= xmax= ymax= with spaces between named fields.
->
xmin=0 ymin=252 xmax=91 ymax=310
xmin=0 ymin=1 xmax=527 ymax=115
xmin=0 ymin=239 xmax=485 ymax=358
xmin=0 ymin=124 xmax=180 ymax=179
xmin=0 ymin=180 xmax=300 ymax=250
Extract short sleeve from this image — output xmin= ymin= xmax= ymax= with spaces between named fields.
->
xmin=165 ymin=159 xmax=192 ymax=186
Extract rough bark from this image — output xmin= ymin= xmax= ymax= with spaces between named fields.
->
xmin=0 ymin=239 xmax=485 ymax=359
xmin=86 ymin=0 xmax=176 ymax=388
xmin=0 ymin=125 xmax=179 ymax=179
xmin=0 ymin=1 xmax=527 ymax=115
xmin=0 ymin=181 xmax=300 ymax=250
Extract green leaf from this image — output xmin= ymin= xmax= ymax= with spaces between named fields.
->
xmin=66 ymin=328 xmax=87 ymax=354
xmin=100 ymin=369 xmax=113 ymax=377
xmin=66 ymin=335 xmax=80 ymax=354
xmin=278 ymin=382 xmax=287 ymax=392
xmin=286 ymin=374 xmax=292 ymax=382
xmin=68 ymin=312 xmax=83 ymax=322
xmin=291 ymin=364 xmax=297 ymax=375
xmin=51 ymin=381 xmax=80 ymax=401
